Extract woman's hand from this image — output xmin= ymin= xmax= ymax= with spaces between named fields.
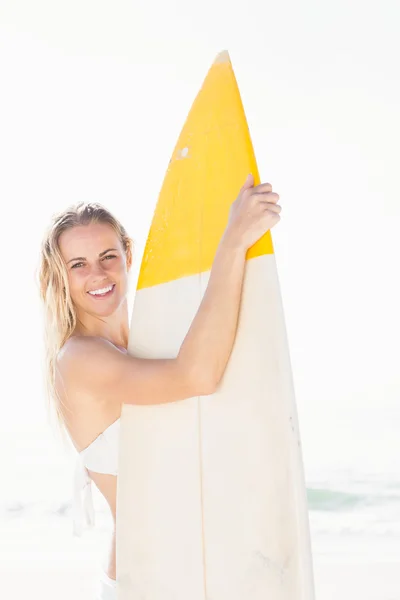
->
xmin=224 ymin=174 xmax=281 ymax=251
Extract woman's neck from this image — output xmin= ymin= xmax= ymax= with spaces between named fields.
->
xmin=73 ymin=300 xmax=129 ymax=349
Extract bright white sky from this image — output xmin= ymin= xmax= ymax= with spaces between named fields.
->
xmin=0 ymin=0 xmax=399 ymax=474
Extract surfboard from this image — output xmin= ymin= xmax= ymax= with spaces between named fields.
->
xmin=117 ymin=50 xmax=315 ymax=600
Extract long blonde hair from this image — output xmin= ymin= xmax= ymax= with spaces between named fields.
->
xmin=37 ymin=202 xmax=134 ymax=442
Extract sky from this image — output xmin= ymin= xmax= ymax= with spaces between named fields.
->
xmin=0 ymin=0 xmax=399 ymax=477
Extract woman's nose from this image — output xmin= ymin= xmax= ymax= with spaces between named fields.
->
xmin=90 ymin=261 xmax=107 ymax=277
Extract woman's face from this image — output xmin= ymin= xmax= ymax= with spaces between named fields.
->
xmin=59 ymin=222 xmax=130 ymax=319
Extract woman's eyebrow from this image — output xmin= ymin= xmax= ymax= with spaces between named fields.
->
xmin=67 ymin=248 xmax=118 ymax=264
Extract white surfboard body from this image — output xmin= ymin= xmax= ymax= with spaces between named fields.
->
xmin=117 ymin=51 xmax=315 ymax=600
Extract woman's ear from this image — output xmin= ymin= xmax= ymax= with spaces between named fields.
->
xmin=125 ymin=239 xmax=134 ymax=271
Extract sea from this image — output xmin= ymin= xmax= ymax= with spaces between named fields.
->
xmin=2 ymin=408 xmax=400 ymax=577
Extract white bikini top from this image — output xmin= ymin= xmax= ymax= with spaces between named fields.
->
xmin=72 ymin=417 xmax=120 ymax=537
xmin=71 ymin=340 xmax=127 ymax=537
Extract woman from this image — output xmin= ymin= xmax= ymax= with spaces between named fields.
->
xmin=37 ymin=173 xmax=281 ymax=599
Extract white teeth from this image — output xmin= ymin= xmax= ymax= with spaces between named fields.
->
xmin=88 ymin=284 xmax=113 ymax=296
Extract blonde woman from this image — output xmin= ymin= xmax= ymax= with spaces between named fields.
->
xmin=37 ymin=174 xmax=281 ymax=599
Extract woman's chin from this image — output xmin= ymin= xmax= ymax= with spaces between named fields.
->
xmin=83 ymin=293 xmax=124 ymax=317
xmin=72 ymin=286 xmax=128 ymax=319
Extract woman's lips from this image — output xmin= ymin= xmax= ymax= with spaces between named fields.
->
xmin=87 ymin=284 xmax=116 ymax=299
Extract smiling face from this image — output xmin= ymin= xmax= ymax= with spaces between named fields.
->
xmin=58 ymin=222 xmax=131 ymax=321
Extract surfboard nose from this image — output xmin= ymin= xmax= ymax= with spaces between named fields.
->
xmin=214 ymin=50 xmax=231 ymax=64
xmin=136 ymin=51 xmax=272 ymax=291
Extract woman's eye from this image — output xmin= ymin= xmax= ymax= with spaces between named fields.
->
xmin=71 ymin=255 xmax=116 ymax=269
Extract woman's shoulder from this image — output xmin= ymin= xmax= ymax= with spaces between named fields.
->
xmin=56 ymin=335 xmax=128 ymax=413
xmin=57 ymin=335 xmax=107 ymax=372
xmin=58 ymin=334 xmax=110 ymax=357
xmin=56 ymin=336 xmax=111 ymax=407
xmin=57 ymin=335 xmax=126 ymax=382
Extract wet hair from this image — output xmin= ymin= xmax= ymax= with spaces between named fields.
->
xmin=36 ymin=202 xmax=134 ymax=441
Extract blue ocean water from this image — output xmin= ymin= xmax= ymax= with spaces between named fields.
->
xmin=306 ymin=468 xmax=400 ymax=560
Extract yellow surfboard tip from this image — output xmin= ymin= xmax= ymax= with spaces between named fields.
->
xmin=214 ymin=50 xmax=231 ymax=64
xmin=136 ymin=47 xmax=273 ymax=290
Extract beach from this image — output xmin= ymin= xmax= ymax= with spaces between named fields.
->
xmin=2 ymin=418 xmax=400 ymax=600
xmin=313 ymin=560 xmax=400 ymax=600
xmin=2 ymin=554 xmax=400 ymax=599
xmin=1 ymin=510 xmax=399 ymax=600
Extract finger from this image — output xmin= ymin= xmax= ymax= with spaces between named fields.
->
xmin=265 ymin=208 xmax=281 ymax=218
xmin=255 ymin=191 xmax=280 ymax=204
xmin=240 ymin=173 xmax=255 ymax=192
xmin=254 ymin=182 xmax=273 ymax=193
xmin=265 ymin=203 xmax=282 ymax=213
xmin=260 ymin=201 xmax=281 ymax=213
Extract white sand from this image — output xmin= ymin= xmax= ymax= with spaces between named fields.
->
xmin=2 ymin=557 xmax=400 ymax=599
xmin=313 ymin=559 xmax=400 ymax=600
xmin=1 ymin=517 xmax=399 ymax=599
